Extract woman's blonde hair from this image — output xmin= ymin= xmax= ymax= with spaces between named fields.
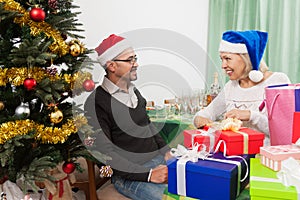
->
xmin=239 ymin=53 xmax=268 ymax=79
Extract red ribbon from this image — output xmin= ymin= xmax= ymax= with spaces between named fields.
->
xmin=48 ymin=175 xmax=69 ymax=200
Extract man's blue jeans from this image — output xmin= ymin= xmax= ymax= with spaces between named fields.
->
xmin=112 ymin=154 xmax=167 ymax=200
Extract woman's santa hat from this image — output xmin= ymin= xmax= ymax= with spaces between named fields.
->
xmin=95 ymin=34 xmax=132 ymax=67
xmin=218 ymin=30 xmax=268 ymax=82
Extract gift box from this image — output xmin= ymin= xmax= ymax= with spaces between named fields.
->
xmin=249 ymin=158 xmax=298 ymax=199
xmin=219 ymin=127 xmax=265 ymax=155
xmin=260 ymin=144 xmax=300 ymax=171
xmin=292 ymin=112 xmax=300 ymax=143
xmin=163 ymin=187 xmax=198 ymax=200
xmin=167 ymin=152 xmax=252 ymax=200
xmin=183 ymin=129 xmax=220 ymax=152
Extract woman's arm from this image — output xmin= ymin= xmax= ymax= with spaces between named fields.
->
xmin=193 ymin=89 xmax=227 ymax=128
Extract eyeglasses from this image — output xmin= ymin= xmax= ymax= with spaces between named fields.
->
xmin=113 ymin=56 xmax=138 ymax=64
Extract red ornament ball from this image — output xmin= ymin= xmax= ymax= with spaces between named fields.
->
xmin=83 ymin=79 xmax=95 ymax=92
xmin=29 ymin=7 xmax=46 ymax=22
xmin=24 ymin=78 xmax=37 ymax=90
xmin=62 ymin=161 xmax=76 ymax=174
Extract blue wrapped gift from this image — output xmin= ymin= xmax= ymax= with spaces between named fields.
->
xmin=167 ymin=152 xmax=253 ymax=200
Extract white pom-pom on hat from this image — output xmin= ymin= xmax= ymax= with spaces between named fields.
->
xmin=249 ymin=70 xmax=263 ymax=82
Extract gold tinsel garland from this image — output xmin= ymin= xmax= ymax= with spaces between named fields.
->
xmin=0 ymin=115 xmax=87 ymax=144
xmin=0 ymin=0 xmax=69 ymax=56
xmin=0 ymin=67 xmax=92 ymax=92
xmin=66 ymin=71 xmax=92 ymax=91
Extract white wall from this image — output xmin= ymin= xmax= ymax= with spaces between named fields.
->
xmin=73 ymin=0 xmax=209 ymax=105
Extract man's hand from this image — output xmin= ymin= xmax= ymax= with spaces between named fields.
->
xmin=164 ymin=151 xmax=173 ymax=161
xmin=150 ymin=165 xmax=168 ymax=183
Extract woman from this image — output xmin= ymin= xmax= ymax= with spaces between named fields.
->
xmin=193 ymin=30 xmax=290 ymax=145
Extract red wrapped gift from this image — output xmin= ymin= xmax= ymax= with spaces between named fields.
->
xmin=292 ymin=112 xmax=300 ymax=143
xmin=183 ymin=129 xmax=221 ymax=152
xmin=219 ymin=127 xmax=265 ymax=156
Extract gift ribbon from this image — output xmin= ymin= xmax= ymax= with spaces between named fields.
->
xmin=49 ymin=175 xmax=69 ymax=200
xmin=194 ymin=128 xmax=216 ymax=152
xmin=213 ymin=140 xmax=249 ymax=197
xmin=233 ymin=130 xmax=249 ymax=154
xmin=277 ymin=157 xmax=300 ymax=199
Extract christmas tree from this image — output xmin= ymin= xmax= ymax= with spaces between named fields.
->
xmin=0 ymin=0 xmax=105 ymax=195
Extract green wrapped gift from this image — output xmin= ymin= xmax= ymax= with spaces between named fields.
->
xmin=162 ymin=187 xmax=198 ymax=200
xmin=250 ymin=158 xmax=298 ymax=199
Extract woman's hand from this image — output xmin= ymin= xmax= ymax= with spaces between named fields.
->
xmin=194 ymin=116 xmax=213 ymax=128
xmin=224 ymin=109 xmax=250 ymax=121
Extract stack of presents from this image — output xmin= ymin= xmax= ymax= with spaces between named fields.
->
xmin=165 ymin=110 xmax=300 ymax=200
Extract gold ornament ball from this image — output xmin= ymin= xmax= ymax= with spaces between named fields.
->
xmin=50 ymin=108 xmax=63 ymax=124
xmin=0 ymin=101 xmax=4 ymax=110
xmin=70 ymin=43 xmax=81 ymax=56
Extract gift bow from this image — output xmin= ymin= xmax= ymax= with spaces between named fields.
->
xmin=277 ymin=157 xmax=300 ymax=194
xmin=220 ymin=118 xmax=242 ymax=131
xmin=170 ymin=143 xmax=209 ymax=196
xmin=170 ymin=143 xmax=209 ymax=162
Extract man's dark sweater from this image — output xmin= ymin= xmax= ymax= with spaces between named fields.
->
xmin=93 ymin=86 xmax=169 ymax=181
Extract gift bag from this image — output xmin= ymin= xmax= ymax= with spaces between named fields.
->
xmin=265 ymin=84 xmax=300 ymax=145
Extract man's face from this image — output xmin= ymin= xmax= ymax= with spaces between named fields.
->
xmin=113 ymin=48 xmax=138 ymax=81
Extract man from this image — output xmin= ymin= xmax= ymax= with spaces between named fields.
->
xmin=90 ymin=34 xmax=171 ymax=200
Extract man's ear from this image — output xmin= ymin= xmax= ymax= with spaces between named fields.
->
xmin=106 ymin=61 xmax=116 ymax=72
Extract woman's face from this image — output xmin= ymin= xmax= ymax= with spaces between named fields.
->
xmin=220 ymin=52 xmax=246 ymax=80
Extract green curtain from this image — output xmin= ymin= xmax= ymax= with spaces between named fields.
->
xmin=208 ymin=0 xmax=300 ymax=84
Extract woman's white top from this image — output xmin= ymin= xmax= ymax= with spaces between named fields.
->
xmin=194 ymin=72 xmax=291 ymax=145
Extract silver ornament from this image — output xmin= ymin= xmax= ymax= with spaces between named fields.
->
xmin=15 ymin=102 xmax=30 ymax=118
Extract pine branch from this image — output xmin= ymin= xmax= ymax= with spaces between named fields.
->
xmin=17 ymin=156 xmax=57 ymax=193
xmin=9 ymin=37 xmax=57 ymax=67
xmin=0 ymin=134 xmax=33 ymax=168
xmin=35 ymin=78 xmax=66 ymax=105
xmin=0 ymin=2 xmax=20 ymax=22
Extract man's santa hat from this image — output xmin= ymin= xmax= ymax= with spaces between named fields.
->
xmin=219 ymin=30 xmax=268 ymax=82
xmin=95 ymin=34 xmax=132 ymax=67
